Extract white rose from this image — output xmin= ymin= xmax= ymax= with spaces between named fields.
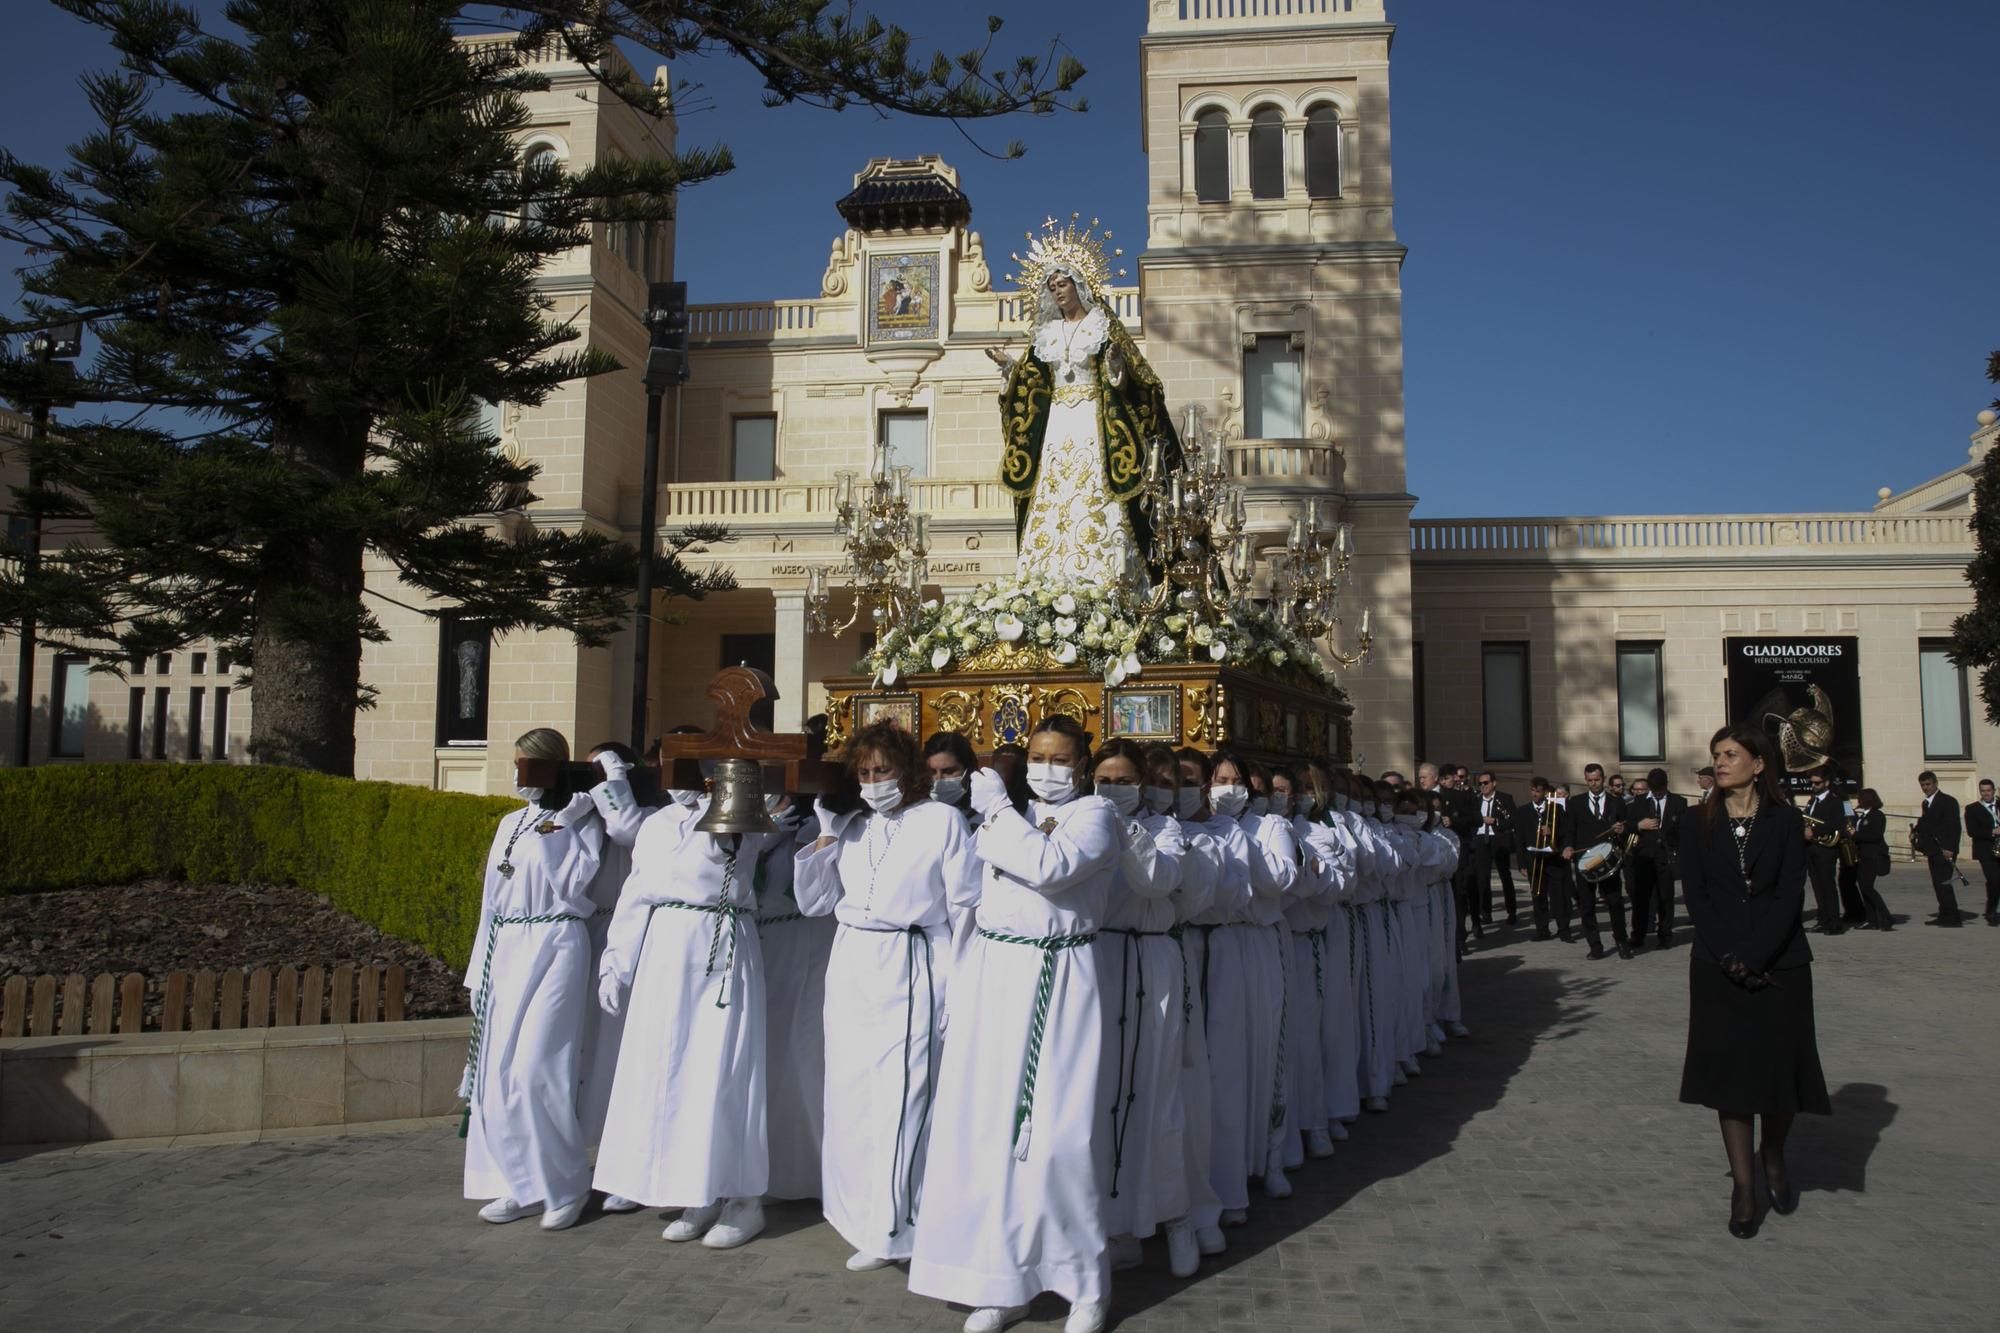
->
xmin=932 ymin=645 xmax=952 ymax=670
xmin=1053 ymin=641 xmax=1078 ymax=665
xmin=1054 ymin=593 xmax=1077 ymax=615
xmin=1155 ymin=634 xmax=1176 ymax=656
xmin=996 ymin=613 xmax=1025 ymax=642
xmin=1191 ymin=623 xmax=1214 ymax=645
xmin=1034 ymin=621 xmax=1055 ymax=643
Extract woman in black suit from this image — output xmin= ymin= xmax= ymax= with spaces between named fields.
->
xmin=1678 ymin=724 xmax=1831 ymax=1239
xmin=1849 ymin=788 xmax=1895 ymax=931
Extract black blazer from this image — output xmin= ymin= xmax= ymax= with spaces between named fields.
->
xmin=1965 ymin=798 xmax=1999 ymax=849
xmin=1562 ymin=790 xmax=1624 ymax=852
xmin=1629 ymin=791 xmax=1684 ymax=860
xmin=1915 ymin=793 xmax=1962 ymax=858
xmin=1679 ymin=797 xmax=1811 ymax=972
xmin=1469 ymin=790 xmax=1517 ymax=851
xmin=1802 ymin=789 xmax=1846 ymax=850
xmin=1851 ymin=807 xmax=1892 ymax=875
xmin=1514 ymin=800 xmax=1560 ymax=855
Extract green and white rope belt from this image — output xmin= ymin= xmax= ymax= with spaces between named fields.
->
xmin=655 ymin=897 xmax=752 ymax=1010
xmin=978 ymin=927 xmax=1097 ymax=1161
xmin=1269 ymin=924 xmax=1290 ymax=1133
xmin=459 ymin=909 xmax=593 ymax=1138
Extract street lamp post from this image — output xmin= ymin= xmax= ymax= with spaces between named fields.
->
xmin=629 ymin=281 xmax=689 ymax=755
xmin=11 ymin=320 xmax=82 ymax=768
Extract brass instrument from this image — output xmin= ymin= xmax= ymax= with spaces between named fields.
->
xmin=1526 ymin=799 xmax=1560 ymax=902
xmin=1803 ymin=812 xmax=1859 ymax=866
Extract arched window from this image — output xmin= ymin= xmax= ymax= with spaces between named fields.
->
xmin=1193 ymin=110 xmax=1229 ymax=203
xmin=521 ymin=144 xmax=560 ymax=223
xmin=1249 ymin=106 xmax=1285 ymax=200
xmin=1305 ymin=105 xmax=1342 ymax=199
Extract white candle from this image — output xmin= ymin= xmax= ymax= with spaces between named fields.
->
xmin=1360 ymin=606 xmax=1372 ymax=636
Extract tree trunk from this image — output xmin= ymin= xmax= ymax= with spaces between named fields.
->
xmin=246 ymin=471 xmax=367 ymax=775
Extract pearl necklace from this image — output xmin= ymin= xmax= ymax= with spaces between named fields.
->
xmin=860 ymin=809 xmax=902 ymax=914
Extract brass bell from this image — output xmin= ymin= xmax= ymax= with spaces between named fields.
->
xmin=694 ymin=758 xmax=780 ymax=835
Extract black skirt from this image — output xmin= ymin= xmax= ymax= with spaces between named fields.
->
xmin=1679 ymin=955 xmax=1832 ymax=1115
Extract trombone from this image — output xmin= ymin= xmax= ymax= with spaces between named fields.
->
xmin=1526 ymin=799 xmax=1560 ymax=903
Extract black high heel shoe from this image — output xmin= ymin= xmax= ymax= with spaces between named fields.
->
xmin=1763 ymin=1150 xmax=1799 ymax=1216
xmin=1728 ymin=1184 xmax=1761 ymax=1239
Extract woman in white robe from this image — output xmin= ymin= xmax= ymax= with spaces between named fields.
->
xmin=1237 ymin=760 xmax=1300 ymax=1197
xmin=576 ymin=744 xmax=649 ymax=1215
xmin=1381 ymin=800 xmax=1429 ymax=1076
xmin=1087 ymin=740 xmax=1189 ymax=1276
xmin=1308 ymin=767 xmax=1364 ymax=1138
xmin=794 ymin=724 xmax=980 ymax=1270
xmin=1415 ymin=797 xmax=1461 ymax=1049
xmin=1169 ymin=751 xmax=1232 ymax=1263
xmin=908 ymin=716 xmax=1119 ymax=1333
xmin=592 ymin=789 xmax=774 ymax=1248
xmin=754 ymin=796 xmax=830 ymax=1202
xmin=462 ymin=729 xmax=603 ymax=1232
xmin=1280 ymin=766 xmax=1350 ymax=1164
xmin=1352 ymin=782 xmax=1405 ymax=1112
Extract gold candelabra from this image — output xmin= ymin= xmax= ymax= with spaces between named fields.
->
xmin=1132 ymin=405 xmax=1250 ymax=658
xmin=1266 ymin=496 xmax=1373 ymax=667
xmin=806 ymin=441 xmax=930 ymax=638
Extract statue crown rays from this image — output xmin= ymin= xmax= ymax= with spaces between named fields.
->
xmin=1005 ymin=212 xmax=1126 ymax=321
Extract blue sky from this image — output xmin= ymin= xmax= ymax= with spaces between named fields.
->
xmin=4 ymin=1 xmax=1995 ymax=517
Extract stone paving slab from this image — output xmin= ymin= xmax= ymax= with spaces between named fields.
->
xmin=2 ymin=868 xmax=1996 ymax=1331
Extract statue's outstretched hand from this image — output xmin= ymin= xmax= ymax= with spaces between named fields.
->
xmin=984 ymin=345 xmax=1014 ymax=371
xmin=1106 ymin=343 xmax=1127 ymax=386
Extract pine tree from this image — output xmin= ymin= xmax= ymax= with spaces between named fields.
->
xmin=0 ymin=0 xmax=1084 ymax=774
xmin=1948 ymin=350 xmax=2000 ymax=724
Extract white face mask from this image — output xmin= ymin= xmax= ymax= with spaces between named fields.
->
xmin=764 ymin=792 xmax=789 ymax=814
xmin=1399 ymin=812 xmax=1424 ymax=827
xmin=1360 ymin=800 xmax=1377 ymax=817
xmin=860 ymin=778 xmax=903 ymax=814
xmin=1211 ymin=784 xmax=1249 ymax=818
xmin=668 ymin=788 xmax=700 ymax=808
xmin=1298 ymin=794 xmax=1319 ymax=817
xmin=1027 ymin=761 xmax=1077 ymax=804
xmin=930 ymin=775 xmax=966 ymax=805
xmin=1249 ymin=795 xmax=1270 ymax=817
xmin=1096 ymin=781 xmax=1142 ymax=816
xmin=1144 ymin=785 xmax=1176 ymax=815
xmin=1334 ymin=793 xmax=1350 ymax=812
xmin=515 ymin=785 xmax=544 ymax=804
xmin=1176 ymin=787 xmax=1203 ymax=820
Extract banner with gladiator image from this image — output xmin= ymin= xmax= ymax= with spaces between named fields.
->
xmin=1724 ymin=637 xmax=1862 ymax=794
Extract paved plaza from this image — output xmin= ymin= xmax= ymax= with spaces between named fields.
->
xmin=4 ymin=866 xmax=1996 ymax=1332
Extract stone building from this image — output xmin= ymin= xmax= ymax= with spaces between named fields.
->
xmin=4 ymin=0 xmax=1996 ymax=817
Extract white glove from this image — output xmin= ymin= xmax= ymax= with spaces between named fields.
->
xmin=456 ymin=1061 xmax=474 ymax=1100
xmin=774 ymin=801 xmax=809 ymax=834
xmin=597 ymin=971 xmax=625 ymax=1016
xmin=815 ymin=800 xmax=860 ymax=841
xmin=596 ymin=750 xmax=631 ymax=780
xmin=970 ymin=767 xmax=1011 ymax=817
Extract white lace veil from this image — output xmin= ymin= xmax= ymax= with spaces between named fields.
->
xmin=1034 ymin=262 xmax=1100 ymax=325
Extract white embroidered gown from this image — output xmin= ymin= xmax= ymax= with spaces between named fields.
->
xmin=1015 ymin=304 xmax=1138 ymax=586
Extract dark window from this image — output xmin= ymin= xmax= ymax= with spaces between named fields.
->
xmin=191 ymin=651 xmax=207 ymax=674
xmin=1919 ymin=639 xmax=1972 ymax=761
xmin=1481 ymin=642 xmax=1532 ymax=763
xmin=152 ymin=687 xmax=169 ymax=760
xmin=127 ymin=688 xmax=143 ymax=759
xmin=218 ymin=650 xmax=232 ymax=674
xmin=1412 ymin=641 xmax=1428 ymax=763
xmin=721 ymin=633 xmax=777 ymax=730
xmin=1616 ymin=642 xmax=1666 ymax=762
xmin=129 ymin=653 xmax=144 ymax=676
xmin=188 ymin=688 xmax=205 ymax=760
xmin=4 ymin=513 xmax=28 ymax=553
xmin=1249 ymin=106 xmax=1285 ymax=200
xmin=1305 ymin=105 xmax=1341 ymax=199
xmin=1193 ymin=110 xmax=1230 ymax=202
xmin=51 ymin=655 xmax=90 ymax=758
xmin=731 ymin=415 xmax=777 ymax=482
xmin=155 ymin=652 xmax=172 ymax=674
xmin=437 ymin=617 xmax=493 ymax=746
xmin=213 ymin=687 xmax=230 ymax=761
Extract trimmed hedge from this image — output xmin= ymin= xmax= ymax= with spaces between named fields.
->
xmin=0 ymin=765 xmax=516 ymax=971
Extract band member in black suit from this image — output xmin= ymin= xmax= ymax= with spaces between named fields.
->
xmin=1629 ymin=766 xmax=1684 ymax=947
xmin=1965 ymin=777 xmax=2000 ymax=924
xmin=1849 ymin=787 xmax=1895 ymax=931
xmin=1834 ymin=784 xmax=1867 ymax=925
xmin=1514 ymin=777 xmax=1565 ymax=941
xmin=1800 ymin=771 xmax=1848 ymax=935
xmin=1911 ymin=770 xmax=1965 ymax=926
xmin=1561 ymin=763 xmax=1633 ymax=960
xmin=1466 ymin=771 xmax=1518 ymax=927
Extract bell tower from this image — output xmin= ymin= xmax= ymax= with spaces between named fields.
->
xmin=1138 ymin=0 xmax=1413 ymax=770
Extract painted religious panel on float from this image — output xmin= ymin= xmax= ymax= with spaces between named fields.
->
xmin=1723 ymin=637 xmax=1862 ymax=793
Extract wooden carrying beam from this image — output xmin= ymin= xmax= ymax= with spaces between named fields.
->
xmin=658 ymin=666 xmax=844 ymax=795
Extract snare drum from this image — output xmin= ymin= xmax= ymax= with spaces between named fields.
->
xmin=1575 ymin=839 xmax=1627 ymax=884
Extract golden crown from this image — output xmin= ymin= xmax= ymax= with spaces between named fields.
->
xmin=1006 ymin=213 xmax=1126 ymax=324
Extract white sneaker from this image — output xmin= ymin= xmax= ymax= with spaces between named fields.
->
xmin=963 ymin=1308 xmax=1028 ymax=1333
xmin=1195 ymin=1223 xmax=1227 ymax=1256
xmin=700 ymin=1196 xmax=765 ymax=1249
xmin=1305 ymin=1127 xmax=1336 ymax=1158
xmin=1392 ymin=1065 xmax=1410 ymax=1086
xmin=662 ymin=1201 xmax=722 ymax=1242
xmin=1447 ymin=1021 xmax=1471 ymax=1038
xmin=1427 ymin=1021 xmax=1447 ymax=1044
xmin=1219 ymin=1207 xmax=1249 ymax=1227
xmin=478 ymin=1196 xmax=543 ymax=1224
xmin=1166 ymin=1220 xmax=1200 ymax=1277
xmin=1330 ymin=1120 xmax=1351 ymax=1141
xmin=1108 ymin=1235 xmax=1144 ymax=1271
xmin=1364 ymin=1096 xmax=1390 ymax=1113
xmin=1065 ymin=1301 xmax=1108 ymax=1333
xmin=1424 ymin=1039 xmax=1443 ymax=1057
xmin=1262 ymin=1159 xmax=1293 ymax=1199
xmin=540 ymin=1195 xmax=587 ymax=1231
xmin=846 ymin=1251 xmax=894 ymax=1272
xmin=601 ymin=1194 xmax=643 ymax=1213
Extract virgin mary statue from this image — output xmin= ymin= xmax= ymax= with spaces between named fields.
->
xmin=986 ymin=216 xmax=1181 ymax=585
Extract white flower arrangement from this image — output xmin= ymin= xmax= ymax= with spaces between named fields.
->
xmin=864 ymin=573 xmax=1346 ymax=697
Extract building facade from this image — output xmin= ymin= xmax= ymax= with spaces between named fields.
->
xmin=5 ymin=0 xmax=1996 ymax=818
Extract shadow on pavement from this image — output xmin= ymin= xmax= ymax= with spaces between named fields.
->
xmin=1791 ymin=1081 xmax=1896 ymax=1195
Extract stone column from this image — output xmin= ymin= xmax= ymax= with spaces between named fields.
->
xmin=773 ymin=591 xmax=808 ymax=733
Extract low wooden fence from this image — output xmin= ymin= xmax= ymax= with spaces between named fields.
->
xmin=0 ymin=964 xmax=409 ymax=1038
